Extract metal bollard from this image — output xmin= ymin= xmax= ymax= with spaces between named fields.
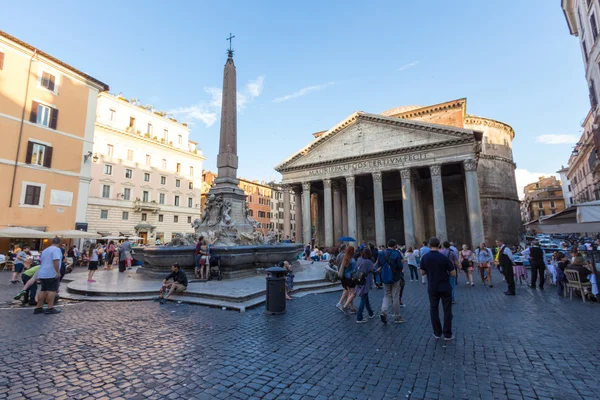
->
xmin=265 ymin=266 xmax=286 ymax=315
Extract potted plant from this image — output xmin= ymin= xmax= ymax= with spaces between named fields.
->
xmin=144 ymin=133 xmax=150 ymax=138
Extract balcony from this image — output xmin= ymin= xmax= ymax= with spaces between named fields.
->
xmin=133 ymin=199 xmax=161 ymax=214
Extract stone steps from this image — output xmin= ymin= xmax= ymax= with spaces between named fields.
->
xmin=63 ymin=277 xmax=341 ymax=312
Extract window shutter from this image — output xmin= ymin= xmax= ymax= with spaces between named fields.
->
xmin=33 ymin=186 xmax=41 ymax=205
xmin=29 ymin=101 xmax=39 ymax=123
xmin=25 ymin=186 xmax=33 ymax=204
xmin=0 ymin=52 xmax=4 ymax=70
xmin=43 ymin=146 xmax=53 ymax=168
xmin=25 ymin=141 xmax=34 ymax=164
xmin=49 ymin=108 xmax=58 ymax=130
xmin=48 ymin=74 xmax=55 ymax=91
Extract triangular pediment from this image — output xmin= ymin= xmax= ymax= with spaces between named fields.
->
xmin=99 ymin=178 xmax=116 ymax=184
xmin=122 ymin=181 xmax=135 ymax=187
xmin=276 ymin=112 xmax=476 ymax=171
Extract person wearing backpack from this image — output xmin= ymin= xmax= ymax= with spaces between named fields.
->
xmin=440 ymin=241 xmax=459 ymax=304
xmin=354 ymin=248 xmax=376 ymax=323
xmin=376 ymin=239 xmax=405 ymax=324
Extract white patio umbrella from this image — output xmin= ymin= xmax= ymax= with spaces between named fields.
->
xmin=101 ymin=236 xmax=125 ymax=240
xmin=0 ymin=227 xmax=53 ymax=239
xmin=50 ymin=230 xmax=101 ymax=239
xmin=126 ymin=236 xmax=144 ymax=240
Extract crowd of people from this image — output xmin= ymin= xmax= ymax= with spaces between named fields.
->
xmin=303 ymin=236 xmax=564 ymax=340
xmin=5 ymin=237 xmax=138 ymax=313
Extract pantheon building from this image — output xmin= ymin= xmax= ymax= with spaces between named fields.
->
xmin=275 ymin=98 xmax=520 ymax=248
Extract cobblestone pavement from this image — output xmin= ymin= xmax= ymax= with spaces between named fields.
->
xmin=1 ymin=271 xmax=600 ymax=400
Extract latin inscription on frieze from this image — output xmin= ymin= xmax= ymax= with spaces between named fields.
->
xmin=308 ymin=153 xmax=428 ymax=176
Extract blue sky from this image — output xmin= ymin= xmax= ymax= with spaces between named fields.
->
xmin=1 ymin=1 xmax=589 ymax=195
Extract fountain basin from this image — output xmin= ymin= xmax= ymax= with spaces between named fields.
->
xmin=136 ymin=244 xmax=304 ymax=279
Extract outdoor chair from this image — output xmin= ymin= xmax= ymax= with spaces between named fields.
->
xmin=564 ymin=269 xmax=593 ymax=303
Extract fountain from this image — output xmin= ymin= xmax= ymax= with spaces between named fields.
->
xmin=137 ymin=41 xmax=303 ymax=279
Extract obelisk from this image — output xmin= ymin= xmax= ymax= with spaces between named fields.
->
xmin=207 ymin=37 xmax=252 ymax=234
xmin=215 ymin=46 xmax=240 ymax=187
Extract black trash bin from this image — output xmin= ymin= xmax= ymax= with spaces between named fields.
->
xmin=265 ymin=266 xmax=286 ymax=315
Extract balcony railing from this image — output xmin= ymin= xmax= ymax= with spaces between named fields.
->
xmin=133 ymin=199 xmax=161 ymax=213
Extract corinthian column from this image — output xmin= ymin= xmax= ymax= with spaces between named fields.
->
xmin=323 ymin=179 xmax=334 ymax=247
xmin=346 ymin=176 xmax=357 ymax=244
xmin=282 ymin=185 xmax=291 ymax=240
xmin=430 ymin=164 xmax=447 ymax=242
xmin=400 ymin=169 xmax=415 ymax=248
xmin=372 ymin=171 xmax=386 ymax=246
xmin=302 ymin=182 xmax=312 ymax=245
xmin=464 ymin=159 xmax=485 ymax=247
xmin=333 ymin=181 xmax=343 ymax=242
xmin=294 ymin=187 xmax=302 ymax=243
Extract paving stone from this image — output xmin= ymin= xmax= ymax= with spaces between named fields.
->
xmin=0 ymin=273 xmax=599 ymax=398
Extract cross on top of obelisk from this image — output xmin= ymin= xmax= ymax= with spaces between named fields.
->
xmin=227 ymin=33 xmax=235 ymax=57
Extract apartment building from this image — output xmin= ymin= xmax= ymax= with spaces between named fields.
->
xmin=87 ymin=93 xmax=205 ymax=244
xmin=0 ymin=30 xmax=108 ymax=251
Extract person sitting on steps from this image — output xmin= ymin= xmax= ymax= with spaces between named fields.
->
xmin=155 ymin=263 xmax=188 ymax=304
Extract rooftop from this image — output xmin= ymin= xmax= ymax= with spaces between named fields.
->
xmin=0 ymin=30 xmax=109 ymax=91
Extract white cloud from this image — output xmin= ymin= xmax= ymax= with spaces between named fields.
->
xmin=515 ymin=168 xmax=560 ymax=200
xmin=397 ymin=61 xmax=420 ymax=71
xmin=204 ymin=87 xmax=222 ymax=108
xmin=168 ymin=105 xmax=218 ymax=127
xmin=247 ymin=75 xmax=264 ymax=97
xmin=273 ymin=82 xmax=335 ymax=103
xmin=168 ymin=75 xmax=264 ymax=126
xmin=535 ymin=134 xmax=579 ymax=145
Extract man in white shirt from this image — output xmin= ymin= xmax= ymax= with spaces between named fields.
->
xmin=34 ymin=237 xmax=63 ymax=314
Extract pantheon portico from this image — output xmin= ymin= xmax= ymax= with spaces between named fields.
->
xmin=276 ymin=111 xmax=487 ymax=248
xmin=275 ymin=99 xmax=521 ymax=248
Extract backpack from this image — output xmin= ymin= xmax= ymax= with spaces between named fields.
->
xmin=380 ymin=250 xmax=400 ymax=284
xmin=351 ymin=260 xmax=367 ymax=285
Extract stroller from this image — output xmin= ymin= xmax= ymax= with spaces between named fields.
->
xmin=207 ymin=254 xmax=222 ymax=281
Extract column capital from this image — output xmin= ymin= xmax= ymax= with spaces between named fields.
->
xmin=345 ymin=176 xmax=355 ymax=186
xmin=400 ymin=169 xmax=411 ymax=180
xmin=463 ymin=159 xmax=478 ymax=171
xmin=331 ymin=180 xmax=343 ymax=190
xmin=323 ymin=178 xmax=332 ymax=189
xmin=372 ymin=171 xmax=382 ymax=182
xmin=281 ymin=184 xmax=291 ymax=192
xmin=430 ymin=164 xmax=442 ymax=177
xmin=302 ymin=181 xmax=311 ymax=191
